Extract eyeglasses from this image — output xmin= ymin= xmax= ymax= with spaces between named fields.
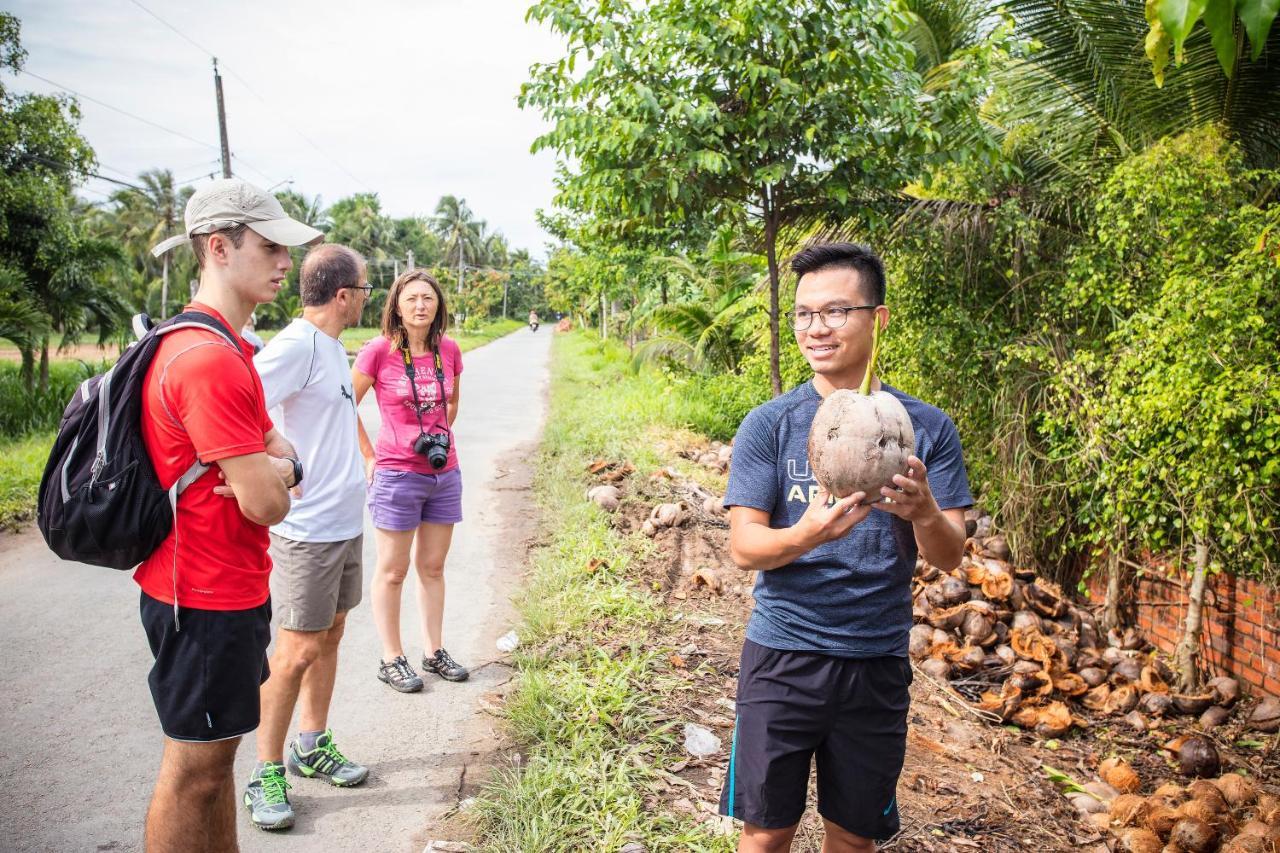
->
xmin=786 ymin=305 xmax=877 ymax=331
xmin=343 ymin=283 xmax=373 ymax=294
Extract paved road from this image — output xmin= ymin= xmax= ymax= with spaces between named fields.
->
xmin=0 ymin=326 xmax=552 ymax=853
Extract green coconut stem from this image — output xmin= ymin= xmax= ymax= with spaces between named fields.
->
xmin=859 ymin=314 xmax=882 ymax=395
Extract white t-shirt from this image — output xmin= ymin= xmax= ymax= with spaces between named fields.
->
xmin=254 ymin=318 xmax=365 ymax=542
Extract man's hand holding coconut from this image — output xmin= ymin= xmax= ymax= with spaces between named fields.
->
xmin=718 ymin=243 xmax=972 ymax=853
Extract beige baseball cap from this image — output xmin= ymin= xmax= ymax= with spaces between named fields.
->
xmin=151 ymin=178 xmax=324 ymax=257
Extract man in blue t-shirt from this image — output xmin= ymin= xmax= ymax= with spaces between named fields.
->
xmin=718 ymin=242 xmax=972 ymax=853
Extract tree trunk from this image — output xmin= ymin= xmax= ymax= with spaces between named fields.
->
xmin=600 ymin=290 xmax=607 ymax=340
xmin=39 ymin=337 xmax=50 ymax=393
xmin=762 ymin=191 xmax=782 ymax=397
xmin=1102 ymin=550 xmax=1124 ymax=633
xmin=1174 ymin=537 xmax=1211 ymax=693
xmin=160 ymin=253 xmax=170 ymax=319
xmin=20 ymin=346 xmax=35 ymax=391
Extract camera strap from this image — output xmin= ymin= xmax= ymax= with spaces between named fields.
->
xmin=400 ymin=345 xmax=449 ymax=437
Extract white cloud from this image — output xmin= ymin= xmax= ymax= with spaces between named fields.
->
xmin=9 ymin=0 xmax=564 ymax=257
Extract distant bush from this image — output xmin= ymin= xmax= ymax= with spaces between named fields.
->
xmin=0 ymin=361 xmax=108 ymax=440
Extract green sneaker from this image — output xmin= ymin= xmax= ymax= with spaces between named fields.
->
xmin=243 ymin=762 xmax=294 ymax=831
xmin=286 ymin=730 xmax=369 ymax=787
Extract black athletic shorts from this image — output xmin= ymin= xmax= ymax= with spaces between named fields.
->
xmin=718 ymin=639 xmax=912 ymax=839
xmin=140 ymin=591 xmax=272 ymax=742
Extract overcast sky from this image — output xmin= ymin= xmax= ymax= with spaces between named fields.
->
xmin=9 ymin=0 xmax=565 ymax=258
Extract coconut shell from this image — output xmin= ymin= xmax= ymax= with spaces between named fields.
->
xmin=1248 ymin=697 xmax=1280 ymax=733
xmin=1212 ymin=773 xmax=1257 ymax=809
xmin=1140 ymin=692 xmax=1174 ymax=718
xmin=1085 ymin=780 xmax=1121 ymax=803
xmin=1034 ymin=701 xmax=1074 ymax=737
xmin=1199 ymin=705 xmax=1231 ymax=731
xmin=1010 ymin=610 xmax=1043 ymax=633
xmin=701 ymin=496 xmax=726 ymax=517
xmin=1178 ymin=736 xmax=1222 ymax=779
xmin=1153 ymin=783 xmax=1188 ymax=805
xmin=1100 ymin=757 xmax=1143 ymax=794
xmin=1025 ymin=580 xmax=1068 ymax=618
xmin=1067 ymin=791 xmax=1109 ymax=817
xmin=1083 ymin=684 xmax=1112 ymax=712
xmin=1172 ymin=692 xmax=1217 ymax=716
xmin=908 ymin=624 xmax=935 ymax=660
xmin=1080 ymin=667 xmax=1108 ymax=688
xmin=1105 ymin=684 xmax=1141 ymax=716
xmin=1122 ymin=710 xmax=1149 ymax=732
xmin=1111 ymin=658 xmax=1144 ymax=684
xmin=1223 ymin=835 xmax=1268 ymax=853
xmin=919 ymin=658 xmax=951 ymax=681
xmin=1208 ymin=676 xmax=1240 ymax=707
xmin=650 ymin=502 xmax=687 ymax=528
xmin=994 ymin=644 xmax=1017 ymax=666
xmin=808 ymin=389 xmax=915 ymax=499
xmin=927 ymin=576 xmax=972 ymax=609
xmin=1186 ymin=780 xmax=1229 ymax=814
xmin=640 ymin=519 xmax=657 ymax=537
xmin=1240 ymin=819 xmax=1272 ymax=837
xmin=982 ymin=535 xmax=1011 ymax=560
xmin=1140 ymin=666 xmax=1170 ymax=694
xmin=1117 ymin=827 xmax=1162 ymax=853
xmin=587 ymin=485 xmax=621 ymax=512
xmin=1169 ymin=817 xmax=1219 ymax=853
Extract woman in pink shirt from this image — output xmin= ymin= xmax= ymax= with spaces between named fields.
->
xmin=353 ymin=270 xmax=469 ymax=692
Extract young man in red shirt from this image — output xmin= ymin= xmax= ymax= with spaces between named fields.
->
xmin=140 ymin=179 xmax=322 ymax=853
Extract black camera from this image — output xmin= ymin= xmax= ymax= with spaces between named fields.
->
xmin=413 ymin=430 xmax=451 ymax=470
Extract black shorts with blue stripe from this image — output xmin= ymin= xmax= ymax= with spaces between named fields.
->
xmin=718 ymin=639 xmax=912 ymax=839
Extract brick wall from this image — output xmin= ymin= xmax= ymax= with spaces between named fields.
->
xmin=1085 ymin=570 xmax=1280 ymax=698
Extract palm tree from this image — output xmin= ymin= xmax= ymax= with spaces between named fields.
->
xmin=110 ymin=169 xmax=193 ymax=318
xmin=430 ymin=195 xmax=485 ymax=293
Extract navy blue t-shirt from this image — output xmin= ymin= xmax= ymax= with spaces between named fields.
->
xmin=725 ymin=380 xmax=973 ymax=659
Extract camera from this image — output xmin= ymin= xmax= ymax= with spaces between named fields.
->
xmin=413 ymin=430 xmax=451 ymax=470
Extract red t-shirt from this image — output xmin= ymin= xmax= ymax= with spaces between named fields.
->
xmin=133 ymin=303 xmax=275 ymax=610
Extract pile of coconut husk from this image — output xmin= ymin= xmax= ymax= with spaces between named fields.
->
xmin=673 ymin=440 xmax=733 ymax=475
xmin=1062 ymin=754 xmax=1280 ymax=852
xmin=910 ymin=510 xmax=1279 ymax=741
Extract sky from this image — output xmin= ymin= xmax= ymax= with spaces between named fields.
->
xmin=8 ymin=0 xmax=565 ymax=258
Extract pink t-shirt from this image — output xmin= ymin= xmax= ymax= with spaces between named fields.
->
xmin=354 ymin=335 xmax=463 ymax=474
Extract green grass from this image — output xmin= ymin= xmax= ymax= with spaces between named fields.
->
xmin=0 ymin=431 xmax=54 ymax=529
xmin=466 ymin=333 xmax=735 ymax=852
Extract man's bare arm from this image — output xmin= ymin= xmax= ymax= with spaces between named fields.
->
xmin=216 ymin=453 xmax=291 ymax=526
xmin=728 ymin=491 xmax=872 ymax=572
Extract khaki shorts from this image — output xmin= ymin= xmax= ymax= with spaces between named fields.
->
xmin=268 ymin=533 xmax=363 ymax=631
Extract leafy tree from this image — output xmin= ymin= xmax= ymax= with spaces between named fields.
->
xmin=1145 ymin=0 xmax=1280 ymax=81
xmin=109 ymin=169 xmax=193 ymax=318
xmin=431 ymin=195 xmax=485 ymax=292
xmin=523 ymin=0 xmax=1007 ymax=394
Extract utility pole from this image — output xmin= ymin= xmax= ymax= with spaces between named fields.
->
xmin=213 ymin=58 xmax=232 ymax=179
xmin=406 ymin=250 xmax=414 ymax=271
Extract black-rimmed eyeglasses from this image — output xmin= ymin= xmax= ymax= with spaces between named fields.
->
xmin=786 ymin=305 xmax=877 ymax=331
xmin=343 ymin=284 xmax=373 ymax=294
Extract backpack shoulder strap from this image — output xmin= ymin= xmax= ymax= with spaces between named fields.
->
xmin=155 ymin=311 xmax=241 ymax=350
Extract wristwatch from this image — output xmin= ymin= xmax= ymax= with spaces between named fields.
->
xmin=286 ymin=456 xmax=304 ymax=488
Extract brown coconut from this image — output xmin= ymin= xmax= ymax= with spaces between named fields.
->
xmin=1208 ymin=676 xmax=1240 ymax=707
xmin=1153 ymin=783 xmax=1189 ymax=806
xmin=1141 ymin=692 xmax=1175 ymax=718
xmin=1117 ymin=827 xmax=1163 ymax=853
xmin=1212 ymin=773 xmax=1257 ymax=810
xmin=587 ymin=485 xmax=621 ymax=512
xmin=1178 ymin=735 xmax=1222 ymax=779
xmin=1200 ymin=705 xmax=1232 ymax=730
xmin=1123 ymin=710 xmax=1149 ymax=732
xmin=1173 ymin=692 xmax=1218 ymax=716
xmin=1169 ymin=817 xmax=1219 ymax=853
xmin=919 ymin=658 xmax=950 ymax=681
xmin=1145 ymin=803 xmax=1181 ymax=836
xmin=1185 ymin=780 xmax=1230 ymax=815
xmin=808 ymin=389 xmax=915 ymax=500
xmin=908 ymin=624 xmax=935 ymax=660
xmin=1223 ymin=835 xmax=1269 ymax=853
xmin=1112 ymin=794 xmax=1153 ymax=827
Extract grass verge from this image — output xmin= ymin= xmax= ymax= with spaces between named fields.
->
xmin=260 ymin=318 xmax=526 ymax=354
xmin=0 ymin=431 xmax=55 ymax=530
xmin=466 ymin=333 xmax=735 ymax=852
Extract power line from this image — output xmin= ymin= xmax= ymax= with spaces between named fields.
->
xmin=18 ymin=69 xmax=219 ymax=152
xmin=20 ymin=153 xmax=146 ymax=191
xmin=124 ymin=0 xmax=374 ymax=192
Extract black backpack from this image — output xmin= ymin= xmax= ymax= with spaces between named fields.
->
xmin=37 ymin=310 xmax=240 ymax=570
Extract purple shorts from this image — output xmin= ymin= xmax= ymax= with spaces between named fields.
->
xmin=368 ymin=467 xmax=463 ymax=531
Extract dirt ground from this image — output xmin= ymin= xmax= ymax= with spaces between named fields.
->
xmin=590 ymin=437 xmax=1279 ymax=853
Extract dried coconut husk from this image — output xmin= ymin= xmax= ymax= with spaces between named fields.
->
xmin=925 ymin=603 xmax=967 ymax=631
xmin=1121 ymin=627 xmax=1147 ymax=651
xmin=1140 ymin=666 xmax=1170 ymax=694
xmin=1240 ymin=819 xmax=1273 ymax=837
xmin=994 ymin=644 xmax=1016 ymax=666
xmin=1223 ymin=834 xmax=1269 ymax=853
xmin=650 ymin=502 xmax=688 ymax=528
xmin=983 ymin=535 xmax=1011 ymax=561
xmin=981 ymin=570 xmax=1013 ymax=600
xmin=1083 ymin=684 xmax=1113 ymax=712
xmin=1252 ymin=792 xmax=1280 ymax=824
xmin=1208 ymin=676 xmax=1240 ymax=707
xmin=1080 ymin=667 xmax=1109 ymax=688
xmin=1169 ymin=816 xmax=1220 ymax=853
xmin=1117 ymin=827 xmax=1163 ymax=853
xmin=1008 ymin=581 xmax=1027 ymax=611
xmin=1105 ymin=684 xmax=1141 ymax=715
xmin=1172 ymin=692 xmax=1217 ymax=716
xmin=1145 ymin=802 xmax=1182 ymax=836
xmin=1140 ymin=692 xmax=1174 ymax=718
xmin=1010 ymin=669 xmax=1053 ymax=698
xmin=992 ymin=622 xmax=1010 ymax=645
xmin=1011 ymin=706 xmax=1040 ymax=729
xmin=1154 ymin=783 xmax=1189 ymax=806
xmin=926 ymin=574 xmax=972 ymax=608
xmin=1034 ymin=701 xmax=1076 ymax=738
xmin=1176 ymin=799 xmax=1231 ymax=835
xmin=1100 ymin=757 xmax=1143 ymax=794
xmin=1186 ymin=780 xmax=1230 ymax=814
xmin=1010 ymin=626 xmax=1059 ymax=665
xmin=1212 ymin=773 xmax=1257 ymax=810
xmin=1248 ymin=696 xmax=1280 ymax=733
xmin=1077 ymin=649 xmax=1108 ymax=670
xmin=1025 ymin=580 xmax=1068 ymax=618
xmin=1010 ymin=610 xmax=1043 ymax=633
xmin=1053 ymin=671 xmax=1089 ymax=697
xmin=1200 ymin=705 xmax=1231 ymax=730
xmin=975 ymin=681 xmax=1023 ymax=721
xmin=587 ymin=485 xmax=621 ymax=512
xmin=1112 ymin=794 xmax=1154 ymax=827
xmin=948 ymin=643 xmax=986 ymax=674
xmin=963 ymin=562 xmax=987 ymax=586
